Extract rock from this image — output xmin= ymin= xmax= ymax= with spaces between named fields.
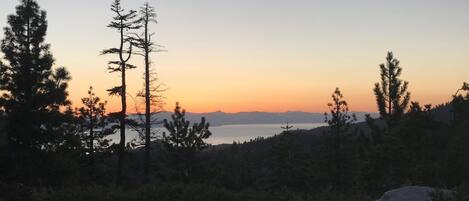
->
xmin=376 ymin=186 xmax=456 ymax=201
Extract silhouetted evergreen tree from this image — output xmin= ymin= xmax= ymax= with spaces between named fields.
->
xmin=373 ymin=51 xmax=411 ymax=126
xmin=325 ymin=88 xmax=356 ymax=132
xmin=162 ymin=102 xmax=211 ymax=182
xmin=270 ymin=130 xmax=314 ymax=196
xmin=141 ymin=2 xmax=156 ymax=184
xmin=0 ymin=0 xmax=72 ymax=184
xmin=323 ymin=88 xmax=357 ymax=191
xmin=131 ymin=2 xmax=162 ymax=183
xmin=101 ymin=0 xmax=141 ymax=186
xmin=452 ymin=82 xmax=469 ymax=124
xmin=271 ymin=126 xmax=295 ymax=190
xmin=447 ymin=83 xmax=469 ymax=186
xmin=281 ymin=122 xmax=293 ymax=132
xmin=163 ymin=102 xmax=211 ymax=153
xmin=76 ymin=86 xmax=111 ymax=165
xmin=400 ymin=102 xmax=445 ymax=185
xmin=363 ymin=52 xmax=411 ymax=193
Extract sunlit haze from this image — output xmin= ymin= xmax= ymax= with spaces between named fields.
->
xmin=1 ymin=0 xmax=468 ymax=113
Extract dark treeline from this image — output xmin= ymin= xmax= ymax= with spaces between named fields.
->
xmin=1 ymin=0 xmax=469 ymax=201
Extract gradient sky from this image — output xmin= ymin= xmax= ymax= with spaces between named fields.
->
xmin=1 ymin=0 xmax=468 ymax=113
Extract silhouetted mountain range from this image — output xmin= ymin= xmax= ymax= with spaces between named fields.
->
xmin=129 ymin=111 xmax=379 ymax=126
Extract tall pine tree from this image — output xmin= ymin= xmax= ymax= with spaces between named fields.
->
xmin=0 ymin=0 xmax=72 ymax=183
xmin=373 ymin=51 xmax=411 ymax=126
xmin=101 ymin=0 xmax=141 ymax=186
xmin=132 ymin=2 xmax=161 ymax=183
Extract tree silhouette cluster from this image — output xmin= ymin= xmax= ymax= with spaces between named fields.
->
xmin=96 ymin=0 xmax=169 ymax=185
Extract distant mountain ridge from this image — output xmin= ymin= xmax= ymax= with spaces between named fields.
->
xmin=129 ymin=111 xmax=379 ymax=126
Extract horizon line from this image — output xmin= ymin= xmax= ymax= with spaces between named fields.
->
xmin=126 ymin=110 xmax=380 ymax=115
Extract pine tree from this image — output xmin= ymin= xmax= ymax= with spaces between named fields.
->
xmin=373 ymin=51 xmax=411 ymax=126
xmin=0 ymin=0 xmax=72 ymax=154
xmin=324 ymin=88 xmax=356 ymax=191
xmin=447 ymin=83 xmax=469 ymax=187
xmin=101 ymin=0 xmax=141 ymax=186
xmin=281 ymin=122 xmax=293 ymax=133
xmin=271 ymin=128 xmax=295 ymax=190
xmin=162 ymin=102 xmax=211 ymax=152
xmin=132 ymin=2 xmax=161 ymax=183
xmin=0 ymin=0 xmax=72 ymax=183
xmin=76 ymin=86 xmax=110 ymax=165
xmin=162 ymin=102 xmax=211 ymax=181
xmin=325 ymin=88 xmax=356 ymax=130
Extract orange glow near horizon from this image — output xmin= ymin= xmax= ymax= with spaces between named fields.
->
xmin=1 ymin=0 xmax=468 ymax=114
xmin=68 ymin=67 xmax=459 ymax=114
xmin=91 ymin=91 xmax=455 ymax=114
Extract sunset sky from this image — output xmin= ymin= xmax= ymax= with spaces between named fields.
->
xmin=1 ymin=0 xmax=468 ymax=113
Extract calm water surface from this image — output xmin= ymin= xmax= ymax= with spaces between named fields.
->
xmin=206 ymin=123 xmax=325 ymax=144
xmin=108 ymin=123 xmax=326 ymax=145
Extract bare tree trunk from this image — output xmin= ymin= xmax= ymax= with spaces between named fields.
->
xmin=117 ymin=19 xmax=127 ymax=187
xmin=89 ymin=109 xmax=94 ymax=166
xmin=104 ymin=0 xmax=139 ymax=187
xmin=143 ymin=17 xmax=151 ymax=183
xmin=117 ymin=72 xmax=126 ymax=186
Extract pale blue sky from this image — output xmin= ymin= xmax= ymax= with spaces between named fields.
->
xmin=1 ymin=0 xmax=468 ymax=112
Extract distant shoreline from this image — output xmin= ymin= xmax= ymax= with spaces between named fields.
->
xmin=128 ymin=111 xmax=379 ymax=126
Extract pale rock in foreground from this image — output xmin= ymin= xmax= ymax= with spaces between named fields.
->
xmin=375 ymin=186 xmax=455 ymax=201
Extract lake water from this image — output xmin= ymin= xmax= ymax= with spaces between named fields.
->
xmin=206 ymin=123 xmax=325 ymax=144
xmin=108 ymin=123 xmax=326 ymax=145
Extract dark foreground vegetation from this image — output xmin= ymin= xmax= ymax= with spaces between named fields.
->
xmin=1 ymin=0 xmax=469 ymax=200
